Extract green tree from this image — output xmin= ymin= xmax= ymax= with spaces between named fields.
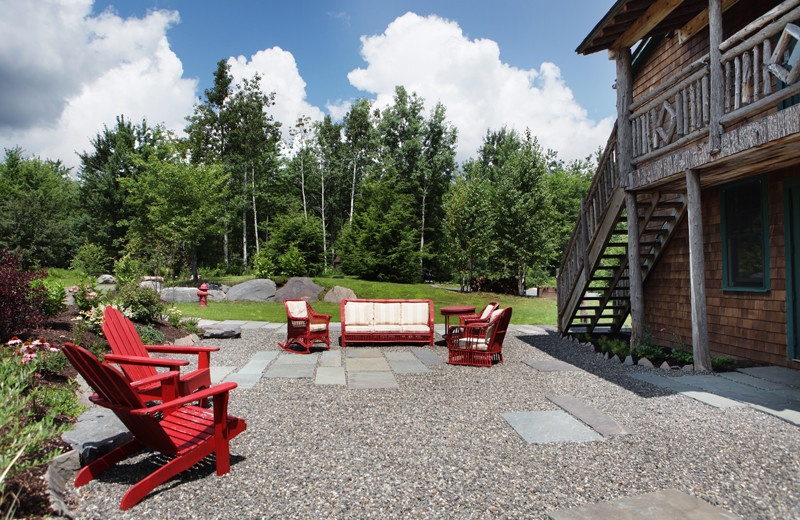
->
xmin=0 ymin=148 xmax=80 ymax=267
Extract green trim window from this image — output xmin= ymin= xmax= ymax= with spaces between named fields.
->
xmin=721 ymin=176 xmax=770 ymax=291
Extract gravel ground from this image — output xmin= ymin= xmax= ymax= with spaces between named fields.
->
xmin=65 ymin=328 xmax=800 ymax=519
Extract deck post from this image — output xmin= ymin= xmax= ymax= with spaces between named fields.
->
xmin=685 ymin=168 xmax=712 ymax=370
xmin=709 ymin=0 xmax=724 ymax=152
xmin=617 ymin=47 xmax=645 ymax=344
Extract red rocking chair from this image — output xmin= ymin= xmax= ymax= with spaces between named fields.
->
xmin=279 ymin=300 xmax=331 ymax=354
xmin=61 ymin=342 xmax=246 ymax=510
xmin=458 ymin=301 xmax=499 ymax=326
xmin=446 ymin=307 xmax=512 ymax=367
xmin=102 ymin=305 xmax=219 ymax=402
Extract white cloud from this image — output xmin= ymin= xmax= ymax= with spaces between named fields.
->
xmin=227 ymin=48 xmax=325 ymax=142
xmin=0 ymin=0 xmax=196 ymax=170
xmin=348 ymin=12 xmax=613 ymax=163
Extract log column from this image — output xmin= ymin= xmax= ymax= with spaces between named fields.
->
xmin=709 ymin=0 xmax=723 ymax=152
xmin=685 ymin=168 xmax=711 ymax=370
xmin=616 ymin=47 xmax=645 ymax=344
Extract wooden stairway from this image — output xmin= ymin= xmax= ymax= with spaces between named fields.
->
xmin=556 ymin=127 xmax=687 ymax=335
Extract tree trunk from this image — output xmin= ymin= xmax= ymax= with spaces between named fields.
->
xmin=321 ymin=168 xmax=328 ymax=271
xmin=223 ymin=218 xmax=229 ymax=266
xmin=251 ymin=166 xmax=259 ymax=253
xmin=419 ymin=188 xmax=427 ymax=276
xmin=301 ymin=153 xmax=307 ymax=220
xmin=517 ymin=263 xmax=526 ymax=296
xmin=350 ymin=151 xmax=359 ymax=225
xmin=242 ymin=167 xmax=248 ymax=274
xmin=191 ymin=243 xmax=198 ymax=281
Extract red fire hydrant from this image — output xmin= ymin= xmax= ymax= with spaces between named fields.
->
xmin=197 ymin=283 xmax=208 ymax=307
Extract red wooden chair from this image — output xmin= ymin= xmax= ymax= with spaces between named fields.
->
xmin=61 ymin=342 xmax=246 ymax=510
xmin=278 ymin=300 xmax=331 ymax=354
xmin=102 ymin=305 xmax=218 ymax=402
xmin=458 ymin=302 xmax=499 ymax=326
xmin=446 ymin=307 xmax=512 ymax=367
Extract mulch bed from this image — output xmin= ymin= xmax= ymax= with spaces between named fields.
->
xmin=3 ymin=306 xmax=188 ymax=519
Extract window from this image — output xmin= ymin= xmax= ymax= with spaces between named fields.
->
xmin=721 ymin=176 xmax=770 ymax=291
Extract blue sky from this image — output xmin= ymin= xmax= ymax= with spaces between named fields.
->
xmin=1 ymin=0 xmax=618 ymax=169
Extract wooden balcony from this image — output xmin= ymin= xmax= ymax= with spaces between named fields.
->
xmin=557 ymin=1 xmax=800 ymax=334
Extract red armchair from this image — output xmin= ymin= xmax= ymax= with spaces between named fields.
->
xmin=446 ymin=307 xmax=512 ymax=367
xmin=279 ymin=300 xmax=331 ymax=354
xmin=458 ymin=302 xmax=499 ymax=326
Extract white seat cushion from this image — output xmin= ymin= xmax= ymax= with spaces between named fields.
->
xmin=309 ymin=323 xmax=327 ymax=332
xmin=457 ymin=337 xmax=489 ymax=351
xmin=286 ymin=300 xmax=308 ymax=318
xmin=401 ymin=325 xmax=430 ymax=333
xmin=345 ymin=325 xmax=374 ymax=333
xmin=344 ymin=302 xmax=374 ymax=326
xmin=401 ymin=302 xmax=429 ymax=325
xmin=373 ymin=324 xmax=403 ymax=332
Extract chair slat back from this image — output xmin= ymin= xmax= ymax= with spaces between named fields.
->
xmin=102 ymin=306 xmax=158 ymax=383
xmin=62 ymin=343 xmax=177 ymax=453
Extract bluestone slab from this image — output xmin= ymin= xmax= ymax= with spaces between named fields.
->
xmin=413 ymin=349 xmax=445 ymax=365
xmin=345 ymin=348 xmax=382 ymax=358
xmin=501 ymin=411 xmax=603 ymax=444
xmin=718 ymin=371 xmax=791 ymax=391
xmin=548 ymin=488 xmax=741 ymax=520
xmin=347 ymin=357 xmax=391 ymax=371
xmin=546 ymin=394 xmax=633 ymax=436
xmin=315 ymin=366 xmax=346 ymax=385
xmin=348 ymin=370 xmax=398 ymax=389
xmin=525 ymin=359 xmax=581 ymax=372
xmin=210 ymin=366 xmax=235 ymax=385
xmin=387 ymin=358 xmax=430 ymax=374
xmin=264 ymin=363 xmax=315 ymax=379
xmin=319 ymin=350 xmax=342 ymax=367
xmin=739 ymin=366 xmax=800 ymax=388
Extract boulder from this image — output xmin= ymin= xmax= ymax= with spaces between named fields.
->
xmin=226 ymin=278 xmax=277 ymax=302
xmin=203 ymin=326 xmax=241 ymax=339
xmin=96 ymin=274 xmax=117 ymax=284
xmin=637 ymin=357 xmax=654 ymax=368
xmin=161 ymin=287 xmax=200 ymax=303
xmin=139 ymin=280 xmax=163 ymax=292
xmin=323 ymin=285 xmax=357 ymax=303
xmin=208 ymin=289 xmax=227 ymax=302
xmin=62 ymin=407 xmax=132 ymax=465
xmin=275 ymin=277 xmax=323 ymax=302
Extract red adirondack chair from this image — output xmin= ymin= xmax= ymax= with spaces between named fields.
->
xmin=61 ymin=342 xmax=246 ymax=510
xmin=102 ymin=305 xmax=218 ymax=401
xmin=278 ymin=300 xmax=331 ymax=354
xmin=446 ymin=307 xmax=512 ymax=367
xmin=458 ymin=301 xmax=499 ymax=326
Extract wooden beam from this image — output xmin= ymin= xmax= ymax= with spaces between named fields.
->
xmin=611 ymin=0 xmax=684 ymax=50
xmin=677 ymin=0 xmax=739 ymax=44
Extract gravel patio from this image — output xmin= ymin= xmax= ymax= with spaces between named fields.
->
xmin=65 ymin=326 xmax=800 ymax=519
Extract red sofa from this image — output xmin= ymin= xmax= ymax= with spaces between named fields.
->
xmin=340 ymin=299 xmax=435 ymax=347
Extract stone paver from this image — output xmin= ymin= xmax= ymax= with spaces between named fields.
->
xmin=513 ymin=325 xmax=548 ymax=335
xmin=413 ymin=349 xmax=445 ymax=365
xmin=501 ymin=410 xmax=604 ymax=444
xmin=239 ymin=321 xmax=270 ymax=329
xmin=346 ymin=357 xmax=391 ymax=371
xmin=546 ymin=394 xmax=633 ymax=436
xmin=260 ymin=322 xmax=284 ymax=329
xmin=348 ymin=370 xmax=398 ymax=389
xmin=386 ymin=357 xmax=430 ymax=374
xmin=525 ymin=359 xmax=581 ymax=372
xmin=225 ymin=351 xmax=279 ymax=389
xmin=319 ymin=350 xmax=341 ymax=367
xmin=315 ymin=366 xmax=346 ymax=385
xmin=740 ymin=366 xmax=800 ymax=388
xmin=345 ymin=347 xmax=382 ymax=358
xmin=210 ymin=366 xmax=235 ymax=385
xmin=548 ymin=488 xmax=741 ymax=520
xmin=264 ymin=353 xmax=318 ymax=378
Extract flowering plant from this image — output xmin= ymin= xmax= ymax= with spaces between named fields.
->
xmin=166 ymin=306 xmax=182 ymax=327
xmin=69 ymin=278 xmax=106 ymax=312
xmin=72 ymin=303 xmax=133 ymax=336
xmin=5 ymin=336 xmax=64 ymax=377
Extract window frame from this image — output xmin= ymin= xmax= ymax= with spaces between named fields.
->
xmin=720 ymin=175 xmax=771 ymax=292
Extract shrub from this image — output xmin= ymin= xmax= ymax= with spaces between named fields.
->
xmin=279 ymin=245 xmax=307 ymax=276
xmin=166 ymin=306 xmax=182 ymax=327
xmin=114 ymin=285 xmax=163 ymax=324
xmin=114 ymin=253 xmax=143 ymax=288
xmin=70 ymin=242 xmax=109 ymax=276
xmin=180 ymin=317 xmax=200 ymax=335
xmin=30 ymin=279 xmax=67 ymax=317
xmin=0 ymin=249 xmax=47 ymax=341
xmin=134 ymin=324 xmax=165 ymax=345
xmin=68 ymin=278 xmax=106 ymax=312
xmin=252 ymin=248 xmax=278 ymax=278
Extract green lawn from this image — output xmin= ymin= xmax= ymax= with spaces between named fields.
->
xmin=173 ymin=276 xmax=556 ymax=325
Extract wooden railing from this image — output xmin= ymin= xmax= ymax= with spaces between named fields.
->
xmin=557 ymin=125 xmax=619 ymax=323
xmin=630 ymin=0 xmax=800 ymax=165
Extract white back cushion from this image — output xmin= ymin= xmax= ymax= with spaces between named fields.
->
xmin=286 ymin=300 xmax=308 ymax=318
xmin=374 ymin=303 xmax=402 ymax=324
xmin=479 ymin=305 xmax=494 ymax=320
xmin=344 ymin=302 xmax=374 ymax=326
xmin=401 ymin=302 xmax=429 ymax=325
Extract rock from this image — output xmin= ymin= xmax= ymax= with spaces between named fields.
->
xmin=275 ymin=277 xmax=323 ymax=302
xmin=141 ymin=275 xmax=164 ymax=282
xmin=172 ymin=334 xmax=198 ymax=346
xmin=46 ymin=450 xmax=80 ymax=519
xmin=208 ymin=289 xmax=227 ymax=302
xmin=623 ymin=355 xmax=634 ymax=365
xmin=323 ymin=285 xmax=357 ymax=303
xmin=610 ymin=354 xmax=620 ymax=363
xmin=96 ymin=274 xmax=116 ymax=284
xmin=139 ymin=280 xmax=162 ymax=292
xmin=62 ymin=407 xmax=132 ymax=465
xmin=682 ymin=364 xmax=695 ymax=371
xmin=604 ymin=352 xmax=610 ymax=360
xmin=203 ymin=327 xmax=241 ymax=339
xmin=660 ymin=361 xmax=671 ymax=370
xmin=161 ymin=287 xmax=201 ymax=303
xmin=637 ymin=357 xmax=654 ymax=368
xmin=226 ymin=279 xmax=277 ymax=302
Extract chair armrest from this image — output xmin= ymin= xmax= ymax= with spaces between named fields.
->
xmin=104 ymin=354 xmax=189 ymax=368
xmin=145 ymin=345 xmax=220 ymax=355
xmin=129 ymin=371 xmax=183 ymax=390
xmin=132 ymin=382 xmax=238 ymax=415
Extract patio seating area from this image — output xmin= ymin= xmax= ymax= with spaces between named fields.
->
xmin=62 ymin=324 xmax=800 ymax=519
